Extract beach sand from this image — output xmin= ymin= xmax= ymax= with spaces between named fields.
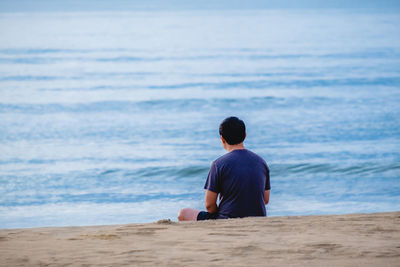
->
xmin=1 ymin=212 xmax=399 ymax=266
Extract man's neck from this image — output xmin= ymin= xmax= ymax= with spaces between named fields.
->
xmin=225 ymin=143 xmax=245 ymax=152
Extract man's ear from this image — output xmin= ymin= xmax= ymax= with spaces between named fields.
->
xmin=220 ymin=136 xmax=226 ymax=144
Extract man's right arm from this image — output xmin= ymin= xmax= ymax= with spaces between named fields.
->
xmin=205 ymin=190 xmax=218 ymax=213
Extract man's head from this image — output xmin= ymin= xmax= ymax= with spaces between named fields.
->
xmin=219 ymin=116 xmax=246 ymax=145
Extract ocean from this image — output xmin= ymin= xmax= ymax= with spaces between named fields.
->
xmin=0 ymin=9 xmax=399 ymax=228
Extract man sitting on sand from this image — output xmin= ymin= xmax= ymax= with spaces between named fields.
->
xmin=178 ymin=116 xmax=270 ymax=221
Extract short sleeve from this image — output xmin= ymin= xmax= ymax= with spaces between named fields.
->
xmin=265 ymin=165 xmax=271 ymax=190
xmin=204 ymin=161 xmax=220 ymax=193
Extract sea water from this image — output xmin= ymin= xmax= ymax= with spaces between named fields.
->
xmin=0 ymin=9 xmax=399 ymax=228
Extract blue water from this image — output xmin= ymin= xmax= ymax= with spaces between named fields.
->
xmin=0 ymin=9 xmax=400 ymax=228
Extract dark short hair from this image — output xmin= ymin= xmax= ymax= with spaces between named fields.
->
xmin=219 ymin=117 xmax=246 ymax=145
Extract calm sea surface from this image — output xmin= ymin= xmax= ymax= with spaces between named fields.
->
xmin=0 ymin=9 xmax=399 ymax=228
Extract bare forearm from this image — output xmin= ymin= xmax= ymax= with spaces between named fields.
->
xmin=205 ymin=190 xmax=218 ymax=213
xmin=264 ymin=190 xmax=270 ymax=205
xmin=206 ymin=203 xmax=218 ymax=213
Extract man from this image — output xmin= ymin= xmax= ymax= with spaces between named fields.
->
xmin=178 ymin=116 xmax=270 ymax=221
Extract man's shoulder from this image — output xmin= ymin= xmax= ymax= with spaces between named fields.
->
xmin=246 ymin=149 xmax=267 ymax=162
xmin=212 ymin=153 xmax=230 ymax=167
xmin=243 ymin=149 xmax=268 ymax=166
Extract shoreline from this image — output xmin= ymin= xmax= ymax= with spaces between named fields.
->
xmin=1 ymin=211 xmax=399 ymax=266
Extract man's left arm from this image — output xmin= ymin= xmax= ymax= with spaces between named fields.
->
xmin=264 ymin=163 xmax=271 ymax=205
xmin=264 ymin=190 xmax=270 ymax=205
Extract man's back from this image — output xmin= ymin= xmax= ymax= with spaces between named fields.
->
xmin=204 ymin=149 xmax=270 ymax=218
xmin=177 ymin=116 xmax=271 ymax=222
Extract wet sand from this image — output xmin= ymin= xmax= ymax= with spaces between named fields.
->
xmin=1 ymin=212 xmax=399 ymax=266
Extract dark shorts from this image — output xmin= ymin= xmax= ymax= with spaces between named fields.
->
xmin=197 ymin=211 xmax=218 ymax=221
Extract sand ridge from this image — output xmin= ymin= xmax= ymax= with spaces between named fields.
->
xmin=0 ymin=212 xmax=399 ymax=266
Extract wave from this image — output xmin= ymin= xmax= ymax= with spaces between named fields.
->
xmin=1 ymin=72 xmax=399 ymax=87
xmin=271 ymin=162 xmax=400 ymax=176
xmin=101 ymin=165 xmax=210 ymax=180
xmin=1 ymin=77 xmax=399 ymax=91
xmin=0 ymin=48 xmax=84 ymax=55
xmin=1 ymin=49 xmax=399 ymax=64
xmin=3 ymin=161 xmax=397 ymax=179
xmin=0 ymin=192 xmax=199 ymax=206
xmin=101 ymin=163 xmax=400 ymax=180
xmin=83 ymin=162 xmax=400 ymax=178
xmin=0 ymin=96 xmax=311 ymax=114
xmin=145 ymin=77 xmax=400 ymax=89
xmin=1 ymin=47 xmax=399 ymax=56
xmin=0 ymin=75 xmax=61 ymax=81
xmin=1 ymin=162 xmax=398 ymax=207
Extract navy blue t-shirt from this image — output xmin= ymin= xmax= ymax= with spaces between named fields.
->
xmin=204 ymin=149 xmax=270 ymax=219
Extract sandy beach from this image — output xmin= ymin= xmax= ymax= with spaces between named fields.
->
xmin=1 ymin=212 xmax=399 ymax=266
